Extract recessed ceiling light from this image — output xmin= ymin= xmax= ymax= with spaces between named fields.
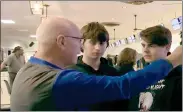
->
xmin=1 ymin=20 xmax=15 ymax=24
xmin=30 ymin=35 xmax=37 ymax=38
xmin=122 ymin=6 xmax=127 ymax=8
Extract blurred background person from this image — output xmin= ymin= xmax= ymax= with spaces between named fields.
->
xmin=106 ymin=54 xmax=113 ymax=66
xmin=1 ymin=46 xmax=25 ymax=90
xmin=116 ymin=48 xmax=137 ymax=75
xmin=136 ymin=57 xmax=150 ymax=70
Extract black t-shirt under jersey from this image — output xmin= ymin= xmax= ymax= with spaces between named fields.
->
xmin=128 ymin=65 xmax=182 ymax=111
xmin=67 ymin=56 xmax=129 ymax=111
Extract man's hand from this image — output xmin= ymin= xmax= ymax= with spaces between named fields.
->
xmin=1 ymin=63 xmax=6 ymax=72
xmin=166 ymin=46 xmax=182 ymax=68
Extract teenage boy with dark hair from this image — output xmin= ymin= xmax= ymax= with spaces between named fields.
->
xmin=68 ymin=22 xmax=128 ymax=110
xmin=129 ymin=25 xmax=182 ymax=111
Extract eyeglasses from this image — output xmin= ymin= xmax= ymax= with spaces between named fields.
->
xmin=64 ymin=36 xmax=84 ymax=40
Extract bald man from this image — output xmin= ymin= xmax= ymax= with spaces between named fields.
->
xmin=11 ymin=16 xmax=182 ymax=111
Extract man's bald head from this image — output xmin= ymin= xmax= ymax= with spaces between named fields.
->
xmin=35 ymin=17 xmax=82 ymax=67
xmin=36 ymin=16 xmax=80 ymax=45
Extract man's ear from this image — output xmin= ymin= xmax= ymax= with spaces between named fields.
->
xmin=56 ymin=35 xmax=65 ymax=47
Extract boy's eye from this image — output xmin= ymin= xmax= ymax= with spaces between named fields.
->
xmin=149 ymin=44 xmax=157 ymax=47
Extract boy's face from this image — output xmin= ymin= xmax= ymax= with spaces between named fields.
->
xmin=83 ymin=39 xmax=107 ymax=59
xmin=141 ymin=39 xmax=170 ymax=63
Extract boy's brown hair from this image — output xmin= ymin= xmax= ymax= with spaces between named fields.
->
xmin=140 ymin=25 xmax=172 ymax=46
xmin=117 ymin=48 xmax=137 ymax=66
xmin=81 ymin=22 xmax=109 ymax=47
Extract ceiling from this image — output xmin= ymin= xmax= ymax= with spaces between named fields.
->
xmin=1 ymin=1 xmax=182 ymax=48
